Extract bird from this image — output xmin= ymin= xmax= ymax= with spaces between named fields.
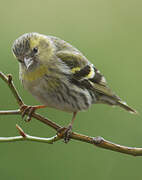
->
xmin=12 ymin=32 xmax=137 ymax=142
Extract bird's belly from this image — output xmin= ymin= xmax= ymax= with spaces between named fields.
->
xmin=22 ymin=78 xmax=95 ymax=113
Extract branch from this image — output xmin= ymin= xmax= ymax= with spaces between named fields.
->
xmin=0 ymin=124 xmax=61 ymax=143
xmin=0 ymin=71 xmax=141 ymax=156
xmin=0 ymin=73 xmax=23 ymax=106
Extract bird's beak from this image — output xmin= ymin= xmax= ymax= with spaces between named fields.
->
xmin=24 ymin=57 xmax=33 ymax=69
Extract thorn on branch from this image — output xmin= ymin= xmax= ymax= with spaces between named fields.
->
xmin=16 ymin=124 xmax=26 ymax=138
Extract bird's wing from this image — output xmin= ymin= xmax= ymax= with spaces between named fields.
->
xmin=57 ymin=50 xmax=136 ymax=113
xmin=56 ymin=50 xmax=89 ymax=69
xmin=72 ymin=63 xmax=137 ymax=113
xmin=73 ymin=63 xmax=118 ymax=99
xmin=57 ymin=50 xmax=117 ymax=98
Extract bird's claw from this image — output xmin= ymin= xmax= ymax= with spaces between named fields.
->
xmin=20 ymin=105 xmax=35 ymax=122
xmin=57 ymin=124 xmax=72 ymax=143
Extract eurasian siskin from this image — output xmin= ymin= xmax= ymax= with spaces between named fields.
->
xmin=12 ymin=32 xmax=137 ymax=139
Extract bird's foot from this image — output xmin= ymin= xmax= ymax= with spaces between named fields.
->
xmin=57 ymin=124 xmax=72 ymax=143
xmin=20 ymin=105 xmax=46 ymax=122
xmin=20 ymin=105 xmax=36 ymax=122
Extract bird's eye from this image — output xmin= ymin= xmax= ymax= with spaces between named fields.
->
xmin=33 ymin=47 xmax=38 ymax=54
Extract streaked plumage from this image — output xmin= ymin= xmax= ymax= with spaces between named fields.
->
xmin=12 ymin=32 xmax=137 ymax=116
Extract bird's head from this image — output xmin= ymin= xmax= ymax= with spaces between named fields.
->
xmin=12 ymin=32 xmax=54 ymax=70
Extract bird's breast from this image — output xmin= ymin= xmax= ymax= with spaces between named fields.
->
xmin=20 ymin=70 xmax=95 ymax=113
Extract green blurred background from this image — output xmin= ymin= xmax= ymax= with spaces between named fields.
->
xmin=0 ymin=0 xmax=142 ymax=179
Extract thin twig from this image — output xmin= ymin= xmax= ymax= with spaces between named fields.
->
xmin=0 ymin=124 xmax=61 ymax=143
xmin=0 ymin=110 xmax=20 ymax=115
xmin=0 ymin=71 xmax=142 ymax=156
xmin=0 ymin=109 xmax=61 ymax=130
xmin=0 ymin=72 xmax=23 ymax=106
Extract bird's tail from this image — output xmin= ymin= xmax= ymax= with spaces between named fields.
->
xmin=92 ymin=82 xmax=137 ymax=114
xmin=98 ymin=95 xmax=137 ymax=114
